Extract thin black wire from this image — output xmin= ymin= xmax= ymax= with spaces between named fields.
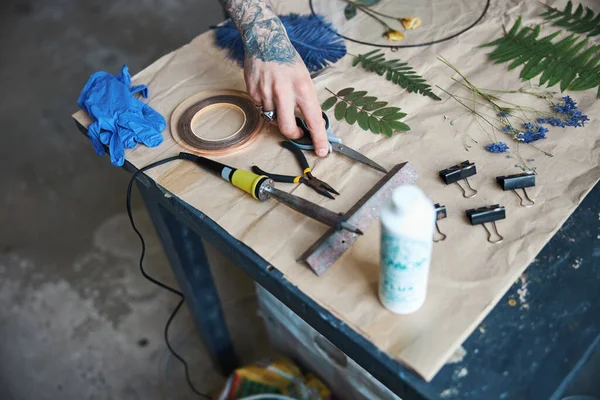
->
xmin=126 ymin=155 xmax=211 ymax=399
xmin=308 ymin=0 xmax=491 ymax=49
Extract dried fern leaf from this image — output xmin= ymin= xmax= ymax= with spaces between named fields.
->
xmin=352 ymin=50 xmax=441 ymax=101
xmin=480 ymin=16 xmax=600 ymax=97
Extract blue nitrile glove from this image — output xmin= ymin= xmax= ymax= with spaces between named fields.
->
xmin=78 ymin=65 xmax=166 ymax=166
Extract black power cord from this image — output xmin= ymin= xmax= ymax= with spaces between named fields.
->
xmin=308 ymin=0 xmax=491 ymax=49
xmin=125 ymin=155 xmax=211 ymax=399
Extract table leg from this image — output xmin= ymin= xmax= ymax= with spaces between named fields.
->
xmin=135 ymin=178 xmax=239 ymax=376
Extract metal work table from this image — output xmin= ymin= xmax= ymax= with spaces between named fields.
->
xmin=76 ymin=117 xmax=599 ymax=400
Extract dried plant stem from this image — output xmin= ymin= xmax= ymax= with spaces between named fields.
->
xmin=344 ymin=0 xmax=403 ymax=19
xmin=438 ymin=85 xmax=554 ymax=158
xmin=451 ymin=78 xmax=551 ymax=114
xmin=438 ymin=55 xmax=498 ymax=104
xmin=437 ymin=86 xmax=497 ymax=128
xmin=341 ymin=0 xmax=394 ymax=29
xmin=474 ymin=117 xmax=498 ymax=144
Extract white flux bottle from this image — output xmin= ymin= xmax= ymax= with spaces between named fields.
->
xmin=379 ymin=184 xmax=436 ymax=315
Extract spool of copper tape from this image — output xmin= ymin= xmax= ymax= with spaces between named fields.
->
xmin=170 ymin=89 xmax=264 ymax=156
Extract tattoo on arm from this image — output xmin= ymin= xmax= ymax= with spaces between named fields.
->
xmin=219 ymin=0 xmax=297 ymax=65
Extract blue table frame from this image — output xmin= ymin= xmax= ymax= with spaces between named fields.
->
xmin=75 ymin=120 xmax=599 ymax=400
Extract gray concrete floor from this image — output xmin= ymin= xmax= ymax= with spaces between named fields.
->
xmin=0 ymin=0 xmax=271 ymax=399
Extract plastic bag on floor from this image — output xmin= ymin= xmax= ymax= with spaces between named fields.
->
xmin=217 ymin=356 xmax=331 ymax=400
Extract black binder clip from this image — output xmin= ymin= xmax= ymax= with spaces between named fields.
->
xmin=496 ymin=172 xmax=535 ymax=208
xmin=466 ymin=204 xmax=506 ymax=244
xmin=433 ymin=203 xmax=447 ymax=242
xmin=439 ymin=160 xmax=478 ymax=198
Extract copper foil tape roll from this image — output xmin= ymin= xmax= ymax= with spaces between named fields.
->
xmin=170 ymin=90 xmax=264 ymax=156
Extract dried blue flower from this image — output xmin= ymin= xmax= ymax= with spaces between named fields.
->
xmin=501 ymin=125 xmax=514 ymax=132
xmin=545 ymin=95 xmax=589 ymax=128
xmin=554 ymin=104 xmax=566 ymax=114
xmin=517 ymin=124 xmax=548 ymax=143
xmin=486 ymin=142 xmax=510 ymax=153
xmin=566 ymin=114 xmax=589 ymax=127
xmin=554 ymin=96 xmax=576 ymax=114
xmin=523 ymin=122 xmax=535 ymax=130
xmin=563 ymin=95 xmax=576 ymax=108
xmin=497 ymin=112 xmax=510 ymax=117
xmin=542 ymin=117 xmax=567 ymax=127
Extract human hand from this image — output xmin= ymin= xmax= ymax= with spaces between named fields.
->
xmin=245 ymin=54 xmax=329 ymax=157
xmin=230 ymin=0 xmax=329 ymax=157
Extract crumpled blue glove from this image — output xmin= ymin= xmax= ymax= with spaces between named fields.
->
xmin=78 ymin=65 xmax=166 ymax=166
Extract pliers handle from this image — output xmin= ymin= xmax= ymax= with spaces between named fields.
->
xmin=252 ymin=141 xmax=311 ymax=183
xmin=251 ymin=141 xmax=339 ymax=199
xmin=251 ymin=166 xmax=301 ymax=184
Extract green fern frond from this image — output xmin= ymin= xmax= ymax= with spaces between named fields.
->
xmin=480 ymin=16 xmax=600 ymax=97
xmin=352 ymin=50 xmax=441 ymax=101
xmin=321 ymin=87 xmax=410 ymax=136
xmin=540 ymin=1 xmax=600 ymax=37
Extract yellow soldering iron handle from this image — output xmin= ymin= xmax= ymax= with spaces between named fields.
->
xmin=179 ymin=152 xmax=269 ymax=200
xmin=229 ymin=168 xmax=269 ymax=199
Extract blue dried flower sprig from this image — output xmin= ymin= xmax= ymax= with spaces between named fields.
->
xmin=438 ymin=57 xmax=590 ymax=162
xmin=486 ymin=142 xmax=510 ymax=153
xmin=537 ymin=96 xmax=589 ymax=128
xmin=486 ymin=95 xmax=589 ymax=153
xmin=538 ymin=117 xmax=567 ymax=127
xmin=517 ymin=123 xmax=549 ymax=143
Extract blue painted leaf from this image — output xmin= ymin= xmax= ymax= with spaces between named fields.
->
xmin=214 ymin=14 xmax=347 ymax=72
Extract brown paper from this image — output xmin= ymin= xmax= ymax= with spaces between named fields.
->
xmin=72 ymin=0 xmax=600 ymax=381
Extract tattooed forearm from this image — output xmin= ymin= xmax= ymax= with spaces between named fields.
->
xmin=220 ymin=0 xmax=297 ymax=65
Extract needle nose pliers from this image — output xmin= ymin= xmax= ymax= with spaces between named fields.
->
xmin=252 ymin=141 xmax=339 ymax=199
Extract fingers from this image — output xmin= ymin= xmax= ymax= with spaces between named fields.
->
xmin=297 ymin=82 xmax=329 ymax=157
xmin=260 ymin=77 xmax=275 ymax=111
xmin=274 ymin=88 xmax=302 ymax=139
xmin=247 ymin=81 xmax=262 ymax=107
xmin=243 ymin=60 xmax=326 ymax=148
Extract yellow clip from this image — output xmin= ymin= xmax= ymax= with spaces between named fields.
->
xmin=293 ymin=176 xmax=301 ymax=184
xmin=303 ymin=167 xmax=311 ymax=175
